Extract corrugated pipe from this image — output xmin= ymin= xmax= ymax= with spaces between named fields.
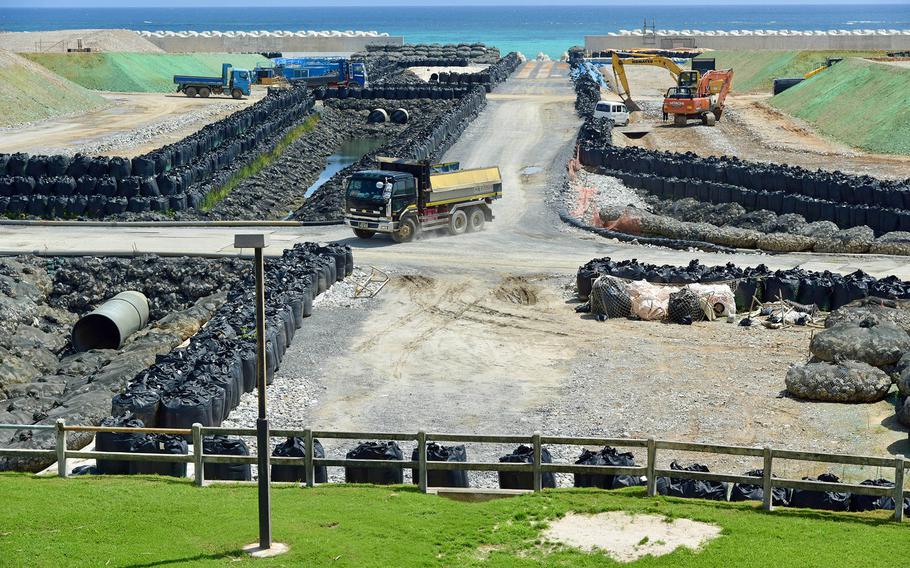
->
xmin=72 ymin=291 xmax=150 ymax=352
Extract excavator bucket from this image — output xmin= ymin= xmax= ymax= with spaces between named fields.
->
xmin=616 ymin=127 xmax=651 ymax=140
xmin=621 ymin=98 xmax=642 ymax=112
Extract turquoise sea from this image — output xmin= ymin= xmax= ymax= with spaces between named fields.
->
xmin=2 ymin=5 xmax=909 ymax=58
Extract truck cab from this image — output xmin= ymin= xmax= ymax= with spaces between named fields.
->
xmin=345 ymin=170 xmax=417 ymax=238
xmin=229 ymin=67 xmax=253 ymax=96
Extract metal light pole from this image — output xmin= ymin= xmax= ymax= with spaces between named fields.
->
xmin=235 ymin=234 xmax=288 ymax=558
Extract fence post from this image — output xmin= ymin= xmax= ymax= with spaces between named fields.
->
xmin=55 ymin=419 xmax=66 ymax=478
xmin=532 ymin=431 xmax=542 ymax=492
xmin=417 ymin=431 xmax=427 ymax=493
xmin=304 ymin=429 xmax=314 ymax=488
xmin=646 ymin=437 xmax=657 ymax=497
xmin=192 ymin=423 xmax=204 ymax=487
xmin=762 ymin=446 xmax=773 ymax=511
xmin=894 ymin=456 xmax=905 ymax=522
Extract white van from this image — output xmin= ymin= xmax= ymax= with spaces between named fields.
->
xmin=593 ymin=100 xmax=630 ymax=126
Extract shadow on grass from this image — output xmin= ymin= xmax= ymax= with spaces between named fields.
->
xmin=122 ymin=550 xmax=244 ymax=568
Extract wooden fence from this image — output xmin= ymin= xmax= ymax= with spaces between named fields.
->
xmin=0 ymin=420 xmax=906 ymax=522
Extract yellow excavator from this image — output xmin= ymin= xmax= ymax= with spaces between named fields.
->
xmin=611 ymin=52 xmax=701 ymax=111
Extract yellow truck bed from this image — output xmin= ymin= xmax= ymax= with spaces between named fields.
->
xmin=426 ymin=167 xmax=502 ymax=206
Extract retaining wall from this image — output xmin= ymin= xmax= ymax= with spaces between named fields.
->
xmin=585 ymin=34 xmax=910 ymax=52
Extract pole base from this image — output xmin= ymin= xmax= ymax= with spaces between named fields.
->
xmin=243 ymin=542 xmax=289 ymax=558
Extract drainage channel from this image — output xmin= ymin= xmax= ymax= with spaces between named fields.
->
xmin=304 ymin=137 xmax=387 ymax=198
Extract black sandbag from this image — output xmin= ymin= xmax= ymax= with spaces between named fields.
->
xmin=577 ymin=267 xmax=597 ymax=300
xmin=131 ymin=155 xmax=156 ymax=178
xmin=129 ymin=434 xmax=188 ymax=477
xmin=411 ymin=443 xmax=469 ymax=488
xmin=788 ymin=473 xmax=851 ymax=511
xmin=95 ymin=414 xmax=145 ymax=475
xmin=67 ymin=154 xmax=92 ymax=178
xmin=729 ymin=469 xmax=791 ymax=506
xmin=140 ymin=176 xmax=160 ymax=197
xmin=6 ymin=153 xmax=29 ymax=176
xmin=573 ymin=446 xmax=642 ymax=489
xmin=498 ymin=444 xmax=556 ymax=490
xmin=127 ymin=196 xmax=150 ymax=213
xmin=111 ymin=386 xmax=160 ymax=427
xmin=831 ymin=271 xmax=873 ymax=310
xmin=53 ymin=176 xmax=76 ymax=196
xmin=271 ymin=437 xmax=328 ymax=483
xmin=25 ymin=155 xmax=48 ymax=178
xmin=764 ymin=272 xmax=800 ymax=302
xmin=118 ymin=176 xmax=141 ymax=198
xmin=108 ymin=156 xmax=131 ymax=179
xmin=96 ymin=176 xmax=118 ymax=197
xmin=27 ymin=194 xmax=48 ymax=216
xmin=656 ymin=461 xmax=728 ymax=501
xmin=849 ymin=479 xmax=910 ymax=513
xmin=344 ymin=441 xmax=404 ymax=484
xmin=734 ymin=278 xmax=763 ymax=312
xmin=160 ymin=388 xmax=213 ymax=429
xmin=239 ymin=349 xmax=257 ymax=393
xmin=46 ymin=155 xmax=71 ymax=176
xmin=13 ymin=176 xmax=34 ymax=196
xmin=76 ymin=176 xmax=98 ymax=196
xmin=202 ymin=435 xmax=252 ymax=481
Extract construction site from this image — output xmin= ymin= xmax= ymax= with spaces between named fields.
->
xmin=1 ymin=21 xmax=910 ymax=565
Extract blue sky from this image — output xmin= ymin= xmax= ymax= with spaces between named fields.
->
xmin=3 ymin=0 xmax=904 ymax=6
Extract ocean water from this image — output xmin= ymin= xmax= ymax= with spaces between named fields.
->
xmin=2 ymin=5 xmax=909 ymax=58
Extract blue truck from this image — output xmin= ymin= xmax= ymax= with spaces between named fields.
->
xmin=256 ymin=57 xmax=367 ymax=88
xmin=173 ymin=63 xmax=253 ymax=99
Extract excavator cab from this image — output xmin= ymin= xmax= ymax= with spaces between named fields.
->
xmin=677 ymin=71 xmax=701 ymax=88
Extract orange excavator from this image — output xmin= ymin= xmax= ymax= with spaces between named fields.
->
xmin=661 ymin=68 xmax=734 ymax=127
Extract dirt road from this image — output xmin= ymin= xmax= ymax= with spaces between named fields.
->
xmin=602 ymin=66 xmax=910 ymax=179
xmin=0 ymin=91 xmax=261 ymax=158
xmin=2 ymin=62 xmax=906 ymax=471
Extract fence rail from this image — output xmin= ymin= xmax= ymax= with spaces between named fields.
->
xmin=0 ymin=420 xmax=906 ymax=522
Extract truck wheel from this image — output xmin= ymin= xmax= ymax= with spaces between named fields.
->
xmin=448 ymin=209 xmax=468 ymax=235
xmin=353 ymin=228 xmax=375 ymax=239
xmin=392 ymin=217 xmax=418 ymax=243
xmin=199 ymin=88 xmax=211 ymax=98
xmin=184 ymin=87 xmax=197 ymax=97
xmin=673 ymin=114 xmax=687 ymax=127
xmin=467 ymin=208 xmax=485 ymax=232
xmin=702 ymin=113 xmax=716 ymax=126
xmin=232 ymin=88 xmax=243 ymax=100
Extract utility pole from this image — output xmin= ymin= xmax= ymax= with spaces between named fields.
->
xmin=235 ymin=234 xmax=288 ymax=558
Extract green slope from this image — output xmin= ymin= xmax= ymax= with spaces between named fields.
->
xmin=696 ymin=50 xmax=887 ymax=93
xmin=0 ymin=50 xmax=107 ymax=127
xmin=770 ymin=57 xmax=910 ymax=155
xmin=23 ymin=52 xmax=270 ymax=93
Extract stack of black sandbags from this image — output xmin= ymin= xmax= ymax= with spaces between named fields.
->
xmin=573 ymin=446 xmax=642 ymax=489
xmin=271 ymin=437 xmax=328 ymax=483
xmin=656 ymin=461 xmax=728 ymax=500
xmin=202 ymin=435 xmax=252 ymax=481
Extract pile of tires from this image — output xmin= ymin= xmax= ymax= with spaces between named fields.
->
xmin=101 ymin=243 xmax=352 ymax=476
xmin=576 ymin=256 xmax=910 ymax=312
xmin=0 ymin=87 xmax=316 ymax=219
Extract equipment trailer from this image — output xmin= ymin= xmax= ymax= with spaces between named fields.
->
xmin=344 ymin=157 xmax=502 ymax=243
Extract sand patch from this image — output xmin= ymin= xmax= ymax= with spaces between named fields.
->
xmin=543 ymin=511 xmax=721 ymax=562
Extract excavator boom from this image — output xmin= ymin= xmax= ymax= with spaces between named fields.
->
xmin=611 ymin=53 xmax=689 ymax=111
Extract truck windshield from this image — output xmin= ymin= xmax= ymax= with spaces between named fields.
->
xmin=347 ymin=176 xmax=389 ymax=202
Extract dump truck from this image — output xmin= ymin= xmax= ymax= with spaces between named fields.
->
xmin=174 ymin=63 xmax=252 ymax=99
xmin=344 ymin=157 xmax=502 ymax=243
xmin=255 ymin=57 xmax=367 ymax=88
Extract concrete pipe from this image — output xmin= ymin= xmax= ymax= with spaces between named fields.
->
xmin=72 ymin=291 xmax=150 ymax=352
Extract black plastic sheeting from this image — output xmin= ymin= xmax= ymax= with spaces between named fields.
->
xmin=576 ymin=257 xmax=910 ymax=312
xmin=573 ymin=446 xmax=643 ymax=490
xmin=786 ymin=473 xmax=851 ymax=511
xmin=656 ymin=461 xmax=728 ymax=500
xmin=498 ymin=444 xmax=556 ymax=490
xmin=272 ymin=437 xmax=328 ymax=483
xmin=729 ymin=469 xmax=791 ymax=506
xmin=410 ymin=443 xmax=469 ymax=488
xmin=849 ymin=479 xmax=910 ymax=514
xmin=344 ymin=441 xmax=404 ymax=485
xmin=0 ymin=86 xmax=316 ymax=218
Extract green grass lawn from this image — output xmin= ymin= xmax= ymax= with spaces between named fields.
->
xmin=0 ymin=474 xmax=904 ymax=567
